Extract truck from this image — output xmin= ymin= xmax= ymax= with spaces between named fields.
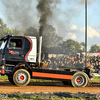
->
xmin=0 ymin=34 xmax=91 ymax=87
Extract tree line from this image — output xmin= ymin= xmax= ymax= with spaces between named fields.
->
xmin=0 ymin=18 xmax=100 ymax=55
xmin=0 ymin=18 xmax=20 ymax=38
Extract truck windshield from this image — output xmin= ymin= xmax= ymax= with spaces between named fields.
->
xmin=0 ymin=41 xmax=7 ymax=50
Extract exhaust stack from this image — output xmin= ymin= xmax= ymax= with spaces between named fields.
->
xmin=38 ymin=26 xmax=43 ymax=66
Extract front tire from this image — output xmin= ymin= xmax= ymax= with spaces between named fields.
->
xmin=71 ymin=72 xmax=89 ymax=87
xmin=13 ymin=69 xmax=30 ymax=86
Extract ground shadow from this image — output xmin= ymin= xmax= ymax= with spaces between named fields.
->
xmin=0 ymin=81 xmax=99 ymax=87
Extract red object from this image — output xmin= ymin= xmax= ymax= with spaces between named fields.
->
xmin=76 ymin=78 xmax=81 ymax=83
xmin=71 ymin=58 xmax=74 ymax=61
xmin=20 ymin=75 xmax=24 ymax=80
xmin=8 ymin=50 xmax=14 ymax=55
xmin=1 ymin=69 xmax=4 ymax=74
xmin=87 ymin=62 xmax=91 ymax=67
xmin=32 ymin=72 xmax=72 ymax=80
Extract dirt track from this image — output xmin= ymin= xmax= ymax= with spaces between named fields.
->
xmin=0 ymin=81 xmax=100 ymax=94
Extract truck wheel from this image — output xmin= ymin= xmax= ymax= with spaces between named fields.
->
xmin=71 ymin=72 xmax=89 ymax=87
xmin=8 ymin=77 xmax=15 ymax=85
xmin=13 ymin=69 xmax=30 ymax=86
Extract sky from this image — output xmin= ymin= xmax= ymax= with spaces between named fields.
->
xmin=0 ymin=0 xmax=100 ymax=51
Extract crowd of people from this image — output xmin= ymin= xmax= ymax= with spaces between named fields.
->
xmin=41 ymin=51 xmax=100 ymax=73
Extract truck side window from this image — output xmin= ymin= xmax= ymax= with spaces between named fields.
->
xmin=8 ymin=39 xmax=22 ymax=49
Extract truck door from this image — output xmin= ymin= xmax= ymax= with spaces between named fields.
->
xmin=0 ymin=40 xmax=7 ymax=66
xmin=5 ymin=37 xmax=24 ymax=63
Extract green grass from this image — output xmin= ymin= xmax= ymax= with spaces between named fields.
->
xmin=0 ymin=76 xmax=60 ymax=82
xmin=0 ymin=94 xmax=97 ymax=100
xmin=30 ymin=79 xmax=58 ymax=82
xmin=7 ymin=95 xmax=98 ymax=100
xmin=0 ymin=76 xmax=100 ymax=83
xmin=0 ymin=76 xmax=8 ymax=81
xmin=89 ymin=78 xmax=100 ymax=83
xmin=0 ymin=75 xmax=100 ymax=84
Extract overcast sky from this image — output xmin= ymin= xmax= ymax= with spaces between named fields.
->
xmin=0 ymin=0 xmax=100 ymax=50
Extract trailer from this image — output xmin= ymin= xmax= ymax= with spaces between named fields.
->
xmin=0 ymin=35 xmax=91 ymax=87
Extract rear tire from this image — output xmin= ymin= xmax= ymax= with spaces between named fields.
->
xmin=71 ymin=72 xmax=89 ymax=87
xmin=13 ymin=69 xmax=30 ymax=86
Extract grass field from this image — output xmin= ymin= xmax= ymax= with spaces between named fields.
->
xmin=8 ymin=95 xmax=97 ymax=100
xmin=0 ymin=75 xmax=61 ymax=82
xmin=0 ymin=75 xmax=100 ymax=83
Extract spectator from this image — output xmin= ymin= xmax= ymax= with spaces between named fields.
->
xmin=87 ymin=61 xmax=91 ymax=68
xmin=16 ymin=41 xmax=22 ymax=48
xmin=50 ymin=55 xmax=55 ymax=62
xmin=79 ymin=60 xmax=85 ymax=68
xmin=42 ymin=60 xmax=48 ymax=68
xmin=80 ymin=52 xmax=84 ymax=59
xmin=71 ymin=61 xmax=75 ymax=67
xmin=74 ymin=56 xmax=77 ymax=62
xmin=58 ymin=60 xmax=61 ymax=66
xmin=53 ymin=61 xmax=58 ymax=70
xmin=44 ymin=50 xmax=49 ymax=61
xmin=81 ymin=59 xmax=85 ymax=68
xmin=67 ymin=56 xmax=70 ymax=60
xmin=75 ymin=61 xmax=78 ymax=68
xmin=47 ymin=60 xmax=53 ymax=70
xmin=60 ymin=61 xmax=64 ymax=66
xmin=61 ymin=55 xmax=66 ymax=61
xmin=71 ymin=57 xmax=74 ymax=62
xmin=55 ymin=55 xmax=59 ymax=64
xmin=66 ymin=61 xmax=71 ymax=67
xmin=89 ymin=63 xmax=95 ymax=73
xmin=41 ymin=51 xmax=45 ymax=60
xmin=71 ymin=57 xmax=74 ymax=66
xmin=64 ymin=60 xmax=67 ymax=66
xmin=77 ymin=55 xmax=81 ymax=61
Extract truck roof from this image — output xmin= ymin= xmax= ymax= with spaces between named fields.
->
xmin=0 ymin=35 xmax=36 ymax=41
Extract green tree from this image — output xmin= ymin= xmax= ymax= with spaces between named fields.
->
xmin=60 ymin=39 xmax=81 ymax=55
xmin=80 ymin=42 xmax=85 ymax=52
xmin=89 ymin=44 xmax=100 ymax=53
xmin=0 ymin=18 xmax=6 ymax=29
xmin=0 ymin=18 xmax=20 ymax=38
xmin=42 ymin=25 xmax=63 ymax=47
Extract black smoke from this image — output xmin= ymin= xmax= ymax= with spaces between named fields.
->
xmin=36 ymin=0 xmax=60 ymax=36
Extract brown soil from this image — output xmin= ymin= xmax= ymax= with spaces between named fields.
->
xmin=0 ymin=81 xmax=100 ymax=94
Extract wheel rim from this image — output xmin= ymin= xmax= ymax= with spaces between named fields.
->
xmin=20 ymin=75 xmax=24 ymax=80
xmin=17 ymin=73 xmax=27 ymax=83
xmin=75 ymin=76 xmax=84 ymax=86
xmin=76 ymin=78 xmax=81 ymax=82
